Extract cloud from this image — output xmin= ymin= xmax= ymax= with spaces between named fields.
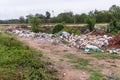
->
xmin=0 ymin=0 xmax=120 ymax=19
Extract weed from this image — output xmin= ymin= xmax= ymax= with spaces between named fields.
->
xmin=65 ymin=54 xmax=104 ymax=80
xmin=91 ymin=51 xmax=120 ymax=59
xmin=0 ymin=34 xmax=58 ymax=80
xmin=87 ymin=71 xmax=103 ymax=80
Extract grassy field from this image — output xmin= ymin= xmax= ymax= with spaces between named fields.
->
xmin=0 ymin=32 xmax=58 ymax=80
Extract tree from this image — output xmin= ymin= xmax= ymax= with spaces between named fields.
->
xmin=79 ymin=13 xmax=89 ymax=23
xmin=109 ymin=19 xmax=120 ymax=33
xmin=109 ymin=5 xmax=120 ymax=20
xmin=35 ymin=13 xmax=45 ymax=19
xmin=56 ymin=12 xmax=74 ymax=23
xmin=74 ymin=14 xmax=81 ymax=23
xmin=109 ymin=5 xmax=120 ymax=13
xmin=26 ymin=14 xmax=33 ymax=23
xmin=29 ymin=15 xmax=40 ymax=33
xmin=86 ymin=17 xmax=96 ymax=31
xmin=94 ymin=11 xmax=113 ymax=23
xmin=19 ymin=16 xmax=25 ymax=23
xmin=46 ymin=11 xmax=51 ymax=19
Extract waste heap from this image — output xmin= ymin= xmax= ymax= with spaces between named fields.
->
xmin=61 ymin=34 xmax=112 ymax=49
xmin=5 ymin=26 xmax=60 ymax=43
xmin=6 ymin=26 xmax=116 ymax=53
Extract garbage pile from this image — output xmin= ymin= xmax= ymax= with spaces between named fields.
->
xmin=61 ymin=34 xmax=112 ymax=48
xmin=5 ymin=26 xmax=61 ymax=43
xmin=58 ymin=33 xmax=113 ymax=53
xmin=5 ymin=26 xmax=120 ymax=53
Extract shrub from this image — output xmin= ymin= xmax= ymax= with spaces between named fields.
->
xmin=29 ymin=16 xmax=40 ymax=33
xmin=52 ymin=23 xmax=64 ymax=34
xmin=71 ymin=29 xmax=81 ymax=35
xmin=63 ymin=26 xmax=81 ymax=35
xmin=109 ymin=19 xmax=120 ymax=34
xmin=86 ymin=17 xmax=96 ymax=31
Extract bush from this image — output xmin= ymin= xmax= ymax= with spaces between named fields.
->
xmin=109 ymin=19 xmax=120 ymax=34
xmin=29 ymin=16 xmax=40 ymax=33
xmin=111 ymin=31 xmax=117 ymax=35
xmin=52 ymin=23 xmax=64 ymax=34
xmin=86 ymin=17 xmax=96 ymax=31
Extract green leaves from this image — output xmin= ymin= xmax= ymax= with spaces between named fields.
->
xmin=0 ymin=34 xmax=58 ymax=80
xmin=52 ymin=23 xmax=64 ymax=34
xmin=29 ymin=15 xmax=40 ymax=33
xmin=86 ymin=17 xmax=96 ymax=31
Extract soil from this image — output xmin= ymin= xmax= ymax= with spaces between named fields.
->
xmin=18 ymin=37 xmax=120 ymax=80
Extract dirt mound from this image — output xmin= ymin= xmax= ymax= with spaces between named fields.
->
xmin=109 ymin=32 xmax=120 ymax=48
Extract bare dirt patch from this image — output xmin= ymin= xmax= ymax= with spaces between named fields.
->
xmin=18 ymin=37 xmax=120 ymax=80
xmin=18 ymin=37 xmax=90 ymax=80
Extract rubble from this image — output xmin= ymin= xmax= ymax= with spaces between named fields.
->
xmin=63 ymin=34 xmax=112 ymax=49
xmin=58 ymin=31 xmax=70 ymax=39
xmin=5 ymin=26 xmax=120 ymax=54
xmin=85 ymin=44 xmax=104 ymax=53
xmin=108 ymin=48 xmax=117 ymax=54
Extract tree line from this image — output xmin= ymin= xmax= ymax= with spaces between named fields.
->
xmin=0 ymin=5 xmax=120 ymax=24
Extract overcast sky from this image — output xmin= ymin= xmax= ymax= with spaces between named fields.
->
xmin=0 ymin=0 xmax=120 ymax=20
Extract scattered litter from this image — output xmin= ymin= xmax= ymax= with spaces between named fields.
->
xmin=108 ymin=48 xmax=117 ymax=54
xmin=85 ymin=44 xmax=104 ymax=53
xmin=58 ymin=31 xmax=70 ymax=39
xmin=5 ymin=26 xmax=120 ymax=54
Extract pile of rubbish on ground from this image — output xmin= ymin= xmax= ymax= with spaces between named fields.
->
xmin=5 ymin=26 xmax=120 ymax=54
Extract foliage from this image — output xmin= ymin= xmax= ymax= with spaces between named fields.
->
xmin=71 ymin=29 xmax=81 ymax=35
xmin=91 ymin=51 xmax=120 ymax=59
xmin=63 ymin=26 xmax=81 ymax=35
xmin=46 ymin=11 xmax=51 ymax=19
xmin=52 ymin=23 xmax=64 ymax=34
xmin=29 ymin=15 xmax=40 ymax=33
xmin=35 ymin=13 xmax=45 ymax=19
xmin=109 ymin=5 xmax=120 ymax=19
xmin=86 ymin=17 xmax=96 ymax=31
xmin=19 ymin=16 xmax=26 ymax=23
xmin=56 ymin=12 xmax=74 ymax=23
xmin=0 ymin=5 xmax=120 ymax=25
xmin=0 ymin=34 xmax=58 ymax=80
xmin=94 ymin=10 xmax=113 ymax=23
xmin=108 ymin=19 xmax=120 ymax=34
xmin=88 ymin=72 xmax=103 ymax=80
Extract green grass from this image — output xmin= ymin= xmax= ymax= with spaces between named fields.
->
xmin=91 ymin=51 xmax=120 ymax=59
xmin=88 ymin=72 xmax=103 ymax=80
xmin=65 ymin=54 xmax=104 ymax=80
xmin=0 ymin=33 xmax=58 ymax=80
xmin=65 ymin=54 xmax=90 ymax=70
